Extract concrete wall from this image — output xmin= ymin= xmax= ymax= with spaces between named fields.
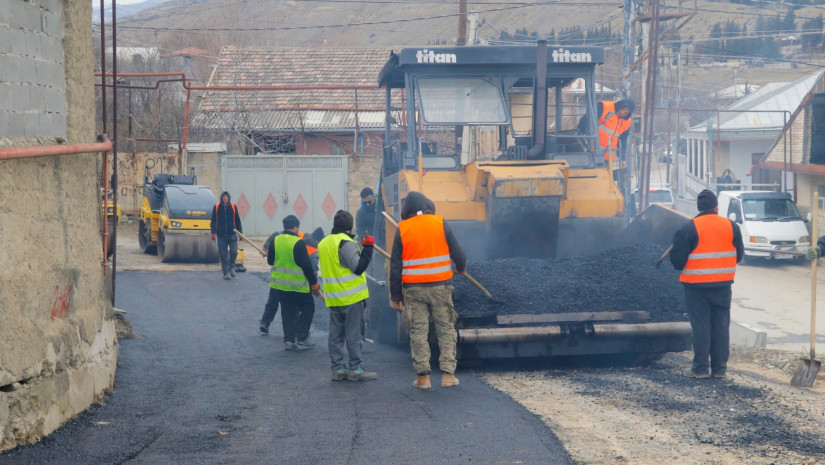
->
xmin=0 ymin=0 xmax=117 ymax=452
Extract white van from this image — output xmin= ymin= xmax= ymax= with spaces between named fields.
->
xmin=717 ymin=191 xmax=811 ymax=260
xmin=631 ymin=184 xmax=675 ymax=214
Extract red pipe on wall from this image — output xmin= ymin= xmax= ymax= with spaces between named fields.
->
xmin=0 ymin=137 xmax=113 ymax=160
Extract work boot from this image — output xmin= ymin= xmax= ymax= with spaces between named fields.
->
xmin=297 ymin=338 xmax=316 ymax=349
xmin=259 ymin=322 xmax=269 ymax=335
xmin=229 ymin=269 xmax=236 ymax=278
xmin=347 ymin=364 xmax=377 ymax=381
xmin=441 ymin=372 xmax=460 ymax=388
xmin=331 ymin=364 xmax=348 ymax=381
xmin=223 ymin=273 xmax=231 ymax=280
xmin=711 ymin=371 xmax=727 ymax=380
xmin=683 ymin=369 xmax=710 ymax=379
xmin=284 ymin=341 xmax=298 ymax=351
xmin=413 ymin=374 xmax=432 ymax=389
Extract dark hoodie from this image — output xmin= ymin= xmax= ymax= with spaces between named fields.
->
xmin=390 ymin=192 xmax=467 ymax=302
xmin=211 ymin=191 xmax=243 ymax=236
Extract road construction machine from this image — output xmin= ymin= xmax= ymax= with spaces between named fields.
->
xmin=139 ymin=171 xmax=245 ymax=269
xmin=366 ymin=42 xmax=691 ymax=359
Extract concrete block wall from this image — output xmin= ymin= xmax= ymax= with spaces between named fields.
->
xmin=0 ymin=0 xmax=68 ymax=140
xmin=0 ymin=0 xmax=118 ymax=452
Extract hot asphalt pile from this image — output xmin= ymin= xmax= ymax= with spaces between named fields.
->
xmin=453 ymin=243 xmax=687 ymax=321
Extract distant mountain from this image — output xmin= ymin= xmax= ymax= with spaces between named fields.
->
xmin=92 ymin=0 xmax=169 ymax=23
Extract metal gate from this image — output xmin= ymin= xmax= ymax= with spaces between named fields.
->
xmin=221 ymin=155 xmax=349 ymax=237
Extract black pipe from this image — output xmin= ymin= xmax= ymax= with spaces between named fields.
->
xmin=111 ymin=0 xmax=118 ymax=307
xmin=527 ymin=40 xmax=547 ymax=160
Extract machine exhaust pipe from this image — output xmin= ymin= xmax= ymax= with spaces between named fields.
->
xmin=526 ymin=39 xmax=548 ymax=160
xmin=458 ymin=322 xmax=691 ymax=344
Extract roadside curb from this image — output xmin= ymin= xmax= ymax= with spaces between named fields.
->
xmin=730 ymin=321 xmax=768 ymax=348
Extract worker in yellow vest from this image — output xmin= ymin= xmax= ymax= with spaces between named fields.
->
xmin=389 ymin=192 xmax=467 ymax=390
xmin=318 ymin=210 xmax=376 ymax=381
xmin=267 ymin=215 xmax=321 ymax=351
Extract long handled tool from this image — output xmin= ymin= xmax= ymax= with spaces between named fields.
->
xmin=234 ymin=229 xmax=267 ymax=257
xmin=379 ymin=211 xmax=502 ymax=303
xmin=655 ymin=245 xmax=674 ymax=268
xmin=791 ymin=192 xmax=821 ymax=387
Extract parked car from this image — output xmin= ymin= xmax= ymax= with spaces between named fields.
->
xmin=717 ymin=190 xmax=810 ymax=261
xmin=632 ymin=183 xmax=675 ymax=212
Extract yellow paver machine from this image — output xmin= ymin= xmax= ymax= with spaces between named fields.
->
xmin=366 ymin=41 xmax=691 ymax=359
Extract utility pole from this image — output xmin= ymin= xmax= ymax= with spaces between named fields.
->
xmin=621 ymin=0 xmax=636 ymax=99
xmin=458 ymin=0 xmax=467 ymax=46
xmin=460 ymin=11 xmax=480 ymax=164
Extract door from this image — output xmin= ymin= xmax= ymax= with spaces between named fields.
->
xmin=222 ymin=155 xmax=348 ymax=237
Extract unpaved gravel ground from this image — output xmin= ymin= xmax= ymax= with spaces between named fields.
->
xmin=478 ymin=349 xmax=825 ymax=465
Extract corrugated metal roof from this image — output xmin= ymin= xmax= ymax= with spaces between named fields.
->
xmin=197 ymin=47 xmax=400 ymax=112
xmin=689 ymin=70 xmax=824 ymax=136
xmin=191 ymin=110 xmax=395 ymax=132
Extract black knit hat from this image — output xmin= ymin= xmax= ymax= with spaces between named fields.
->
xmin=697 ymin=189 xmax=718 ymax=212
xmin=615 ymin=99 xmax=635 ymax=114
xmin=333 ymin=210 xmax=354 ymax=231
xmin=282 ymin=215 xmax=300 ymax=230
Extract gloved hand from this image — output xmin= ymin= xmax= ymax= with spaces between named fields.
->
xmin=390 ymin=299 xmax=405 ymax=312
xmin=311 ymin=283 xmax=322 ymax=297
xmin=807 ymin=246 xmax=821 ymax=260
xmin=361 ymin=234 xmax=375 ymax=247
xmin=211 ymin=234 xmax=216 ymax=240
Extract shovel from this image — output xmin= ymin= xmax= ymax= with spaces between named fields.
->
xmin=374 ymin=244 xmax=503 ymax=303
xmin=791 ymin=192 xmax=821 ymax=387
xmin=655 ymin=245 xmax=674 ymax=268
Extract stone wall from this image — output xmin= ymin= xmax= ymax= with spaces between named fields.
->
xmin=0 ymin=0 xmax=117 ymax=452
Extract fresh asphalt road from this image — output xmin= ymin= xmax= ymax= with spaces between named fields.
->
xmin=1 ymin=271 xmax=571 ymax=465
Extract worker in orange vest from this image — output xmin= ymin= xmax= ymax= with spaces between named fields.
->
xmin=670 ymin=190 xmax=744 ymax=379
xmin=578 ymin=99 xmax=634 ymax=172
xmin=210 ymin=191 xmax=243 ymax=280
xmin=389 ymin=192 xmax=467 ymax=390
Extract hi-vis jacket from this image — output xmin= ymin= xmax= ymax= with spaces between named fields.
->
xmin=389 ymin=213 xmax=467 ymax=302
xmin=597 ymin=101 xmax=632 ymax=161
xmin=670 ymin=211 xmax=744 ymax=287
xmin=267 ymin=231 xmax=317 ymax=292
xmin=318 ymin=233 xmax=369 ymax=307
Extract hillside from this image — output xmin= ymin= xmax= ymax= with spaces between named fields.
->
xmin=109 ymin=0 xmax=825 ymax=97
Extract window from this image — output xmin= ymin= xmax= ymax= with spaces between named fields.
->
xmin=416 ymin=77 xmax=507 ymax=124
xmin=810 ymin=94 xmax=825 ymax=165
xmin=741 ymin=198 xmax=802 ymax=220
xmin=728 ymin=199 xmax=742 ymax=222
xmin=251 ymin=134 xmax=295 ymax=154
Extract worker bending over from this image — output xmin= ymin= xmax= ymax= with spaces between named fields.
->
xmin=318 ymin=210 xmax=376 ymax=381
xmin=267 ymin=215 xmax=322 ymax=350
xmin=390 ymin=192 xmax=467 ymax=389
xmin=670 ymin=190 xmax=744 ymax=379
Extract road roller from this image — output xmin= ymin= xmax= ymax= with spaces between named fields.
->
xmin=138 ymin=172 xmax=221 ymax=263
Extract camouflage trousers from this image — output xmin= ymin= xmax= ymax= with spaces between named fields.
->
xmin=402 ymin=284 xmax=458 ymax=375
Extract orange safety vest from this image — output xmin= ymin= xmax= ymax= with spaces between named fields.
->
xmin=597 ymin=101 xmax=631 ymax=161
xmin=680 ymin=214 xmax=737 ymax=284
xmin=297 ymin=231 xmax=318 ymax=256
xmin=214 ymin=202 xmax=238 ymax=229
xmin=399 ymin=214 xmax=453 ymax=284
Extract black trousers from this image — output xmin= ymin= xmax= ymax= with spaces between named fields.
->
xmin=216 ymin=234 xmax=238 ymax=274
xmin=260 ymin=287 xmax=280 ymax=327
xmin=683 ymin=285 xmax=732 ymax=375
xmin=279 ymin=291 xmax=315 ymax=343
